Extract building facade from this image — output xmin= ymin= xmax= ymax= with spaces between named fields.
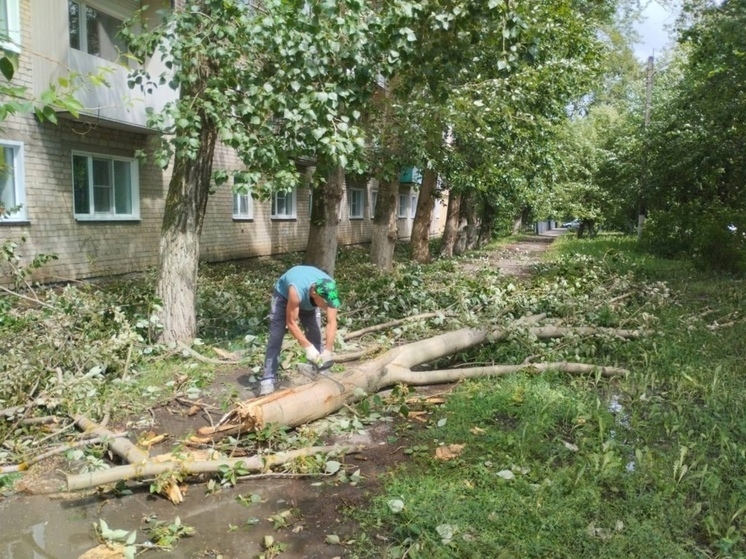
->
xmin=0 ymin=0 xmax=445 ymax=285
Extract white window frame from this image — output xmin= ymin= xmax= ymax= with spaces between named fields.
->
xmin=348 ymin=187 xmax=364 ymax=220
xmin=0 ymin=0 xmax=21 ymax=53
xmin=397 ymin=193 xmax=408 ymax=218
xmin=410 ymin=194 xmax=417 ymax=218
xmin=72 ymin=151 xmax=140 ymax=221
xmin=370 ymin=189 xmax=378 ymax=219
xmin=0 ymin=139 xmax=25 ymax=222
xmin=232 ymin=190 xmax=253 ymax=220
xmin=271 ymin=188 xmax=297 ymax=219
xmin=68 ymin=0 xmax=129 ymax=64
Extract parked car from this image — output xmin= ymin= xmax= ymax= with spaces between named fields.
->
xmin=562 ymin=219 xmax=581 ymax=230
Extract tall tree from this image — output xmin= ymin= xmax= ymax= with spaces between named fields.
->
xmin=126 ymin=0 xmax=408 ymax=341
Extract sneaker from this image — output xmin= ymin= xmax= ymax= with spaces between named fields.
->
xmin=259 ymin=379 xmax=275 ymax=396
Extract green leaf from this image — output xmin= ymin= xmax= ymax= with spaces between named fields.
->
xmin=0 ymin=54 xmax=16 ymax=81
xmin=325 ymin=460 xmax=342 ymax=474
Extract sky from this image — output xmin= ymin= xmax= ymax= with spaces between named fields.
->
xmin=633 ymin=1 xmax=680 ymax=61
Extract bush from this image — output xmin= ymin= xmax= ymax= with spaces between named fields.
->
xmin=640 ymin=205 xmax=746 ymax=273
xmin=639 ymin=206 xmax=698 ymax=259
xmin=691 ymin=210 xmax=746 ymax=274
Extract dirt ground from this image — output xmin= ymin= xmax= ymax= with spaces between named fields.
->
xmin=0 ymin=230 xmax=563 ymax=559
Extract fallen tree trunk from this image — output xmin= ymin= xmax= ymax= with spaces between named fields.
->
xmin=66 ymin=444 xmax=353 ymax=491
xmin=195 ymin=324 xmax=643 ymax=441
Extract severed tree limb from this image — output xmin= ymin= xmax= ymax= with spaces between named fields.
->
xmin=388 ymin=362 xmax=629 ymax=386
xmin=177 ymin=341 xmax=249 ymax=365
xmin=515 ymin=313 xmax=547 ymax=325
xmin=343 ymin=312 xmax=446 ymax=341
xmin=194 ymin=324 xmax=645 ymax=442
xmin=19 ymin=415 xmax=58 ymax=426
xmin=73 ymin=415 xmax=149 ymax=465
xmin=0 ymin=284 xmax=56 ymax=310
xmin=334 ymin=346 xmax=381 ymax=363
xmin=0 ymin=432 xmax=128 ymax=474
xmin=66 ymin=444 xmax=354 ymax=492
xmin=0 ymin=404 xmax=28 ymax=418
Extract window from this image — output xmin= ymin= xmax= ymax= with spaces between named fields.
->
xmin=0 ymin=0 xmax=21 ymax=52
xmin=232 ymin=191 xmax=253 ymax=220
xmin=410 ymin=195 xmax=418 ymax=218
xmin=0 ymin=140 xmax=25 ymax=221
xmin=348 ymin=188 xmax=364 ymax=219
xmin=72 ymin=151 xmax=139 ymax=220
xmin=271 ymin=188 xmax=296 ymax=219
xmin=397 ymin=194 xmax=408 ymax=218
xmin=68 ymin=0 xmax=128 ymax=64
xmin=370 ymin=189 xmax=378 ymax=219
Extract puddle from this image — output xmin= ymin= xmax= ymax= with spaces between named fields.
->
xmin=0 ymin=373 xmax=414 ymax=558
xmin=0 ymin=475 xmax=356 ymax=558
xmin=0 ymin=420 xmax=399 ymax=559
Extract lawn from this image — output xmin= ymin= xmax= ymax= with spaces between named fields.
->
xmin=349 ymin=234 xmax=746 ymax=559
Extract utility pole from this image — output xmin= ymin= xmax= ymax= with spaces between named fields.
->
xmin=638 ymin=55 xmax=654 ymax=240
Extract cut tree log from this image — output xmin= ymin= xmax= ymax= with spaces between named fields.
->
xmin=66 ymin=444 xmax=353 ymax=491
xmin=194 ymin=324 xmax=643 ymax=441
xmin=73 ymin=415 xmax=149 ymax=465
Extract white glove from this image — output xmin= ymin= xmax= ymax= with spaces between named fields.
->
xmin=305 ymin=345 xmax=321 ymax=363
xmin=319 ymin=350 xmax=333 ymax=363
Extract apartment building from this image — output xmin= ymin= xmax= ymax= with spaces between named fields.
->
xmin=0 ymin=0 xmax=444 ymax=284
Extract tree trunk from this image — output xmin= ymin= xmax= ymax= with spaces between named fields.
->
xmin=439 ymin=191 xmax=461 ymax=258
xmin=462 ymin=191 xmax=480 ymax=252
xmin=305 ymin=165 xmax=344 ymax=276
xmin=410 ymin=168 xmax=437 ymax=263
xmin=370 ymin=176 xmax=399 ymax=271
xmin=156 ymin=118 xmax=218 ymax=343
xmin=512 ymin=212 xmax=523 ymax=234
xmin=195 ymin=324 xmax=642 ymax=441
xmin=477 ymin=197 xmax=496 ymax=247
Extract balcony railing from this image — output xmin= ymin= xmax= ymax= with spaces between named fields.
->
xmin=31 ymin=0 xmax=177 ymax=133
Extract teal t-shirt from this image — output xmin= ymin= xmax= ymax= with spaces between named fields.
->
xmin=275 ymin=266 xmax=331 ymax=311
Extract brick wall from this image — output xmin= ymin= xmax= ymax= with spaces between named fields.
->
xmin=0 ymin=0 xmax=447 ymax=286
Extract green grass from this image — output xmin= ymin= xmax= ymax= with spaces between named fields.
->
xmin=350 ymin=233 xmax=746 ymax=559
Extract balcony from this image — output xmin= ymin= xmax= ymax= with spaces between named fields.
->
xmin=30 ymin=0 xmax=177 ymax=133
xmin=399 ymin=166 xmax=422 ymax=185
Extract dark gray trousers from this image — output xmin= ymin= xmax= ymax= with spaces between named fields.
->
xmin=262 ymin=290 xmax=322 ymax=381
